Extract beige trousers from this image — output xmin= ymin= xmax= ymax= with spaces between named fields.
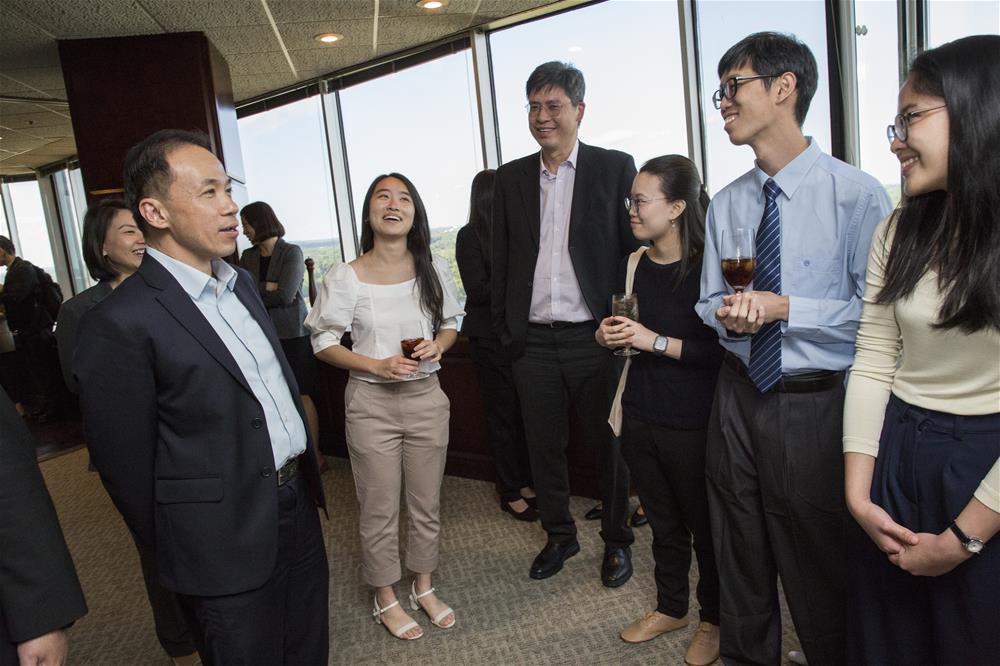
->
xmin=344 ymin=374 xmax=450 ymax=587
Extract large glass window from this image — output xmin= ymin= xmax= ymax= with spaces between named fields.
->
xmin=7 ymin=180 xmax=56 ymax=275
xmin=855 ymin=0 xmax=902 ymax=204
xmin=696 ymin=0 xmax=833 ymax=193
xmin=238 ymin=96 xmax=341 ymax=290
xmin=52 ymin=169 xmax=92 ymax=293
xmin=490 ymin=0 xmax=688 ymax=171
xmin=928 ymin=1 xmax=999 ymax=47
xmin=338 ymin=49 xmax=484 ymax=301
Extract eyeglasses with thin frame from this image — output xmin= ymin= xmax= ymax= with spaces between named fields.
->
xmin=624 ymin=196 xmax=668 ymax=212
xmin=886 ymin=104 xmax=947 ymax=143
xmin=525 ymin=101 xmax=566 ymax=116
xmin=712 ymin=74 xmax=780 ymax=110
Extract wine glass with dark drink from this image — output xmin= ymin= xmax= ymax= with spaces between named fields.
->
xmin=611 ymin=293 xmax=640 ymax=357
xmin=721 ymin=227 xmax=755 ymax=293
xmin=399 ymin=323 xmax=430 ymax=380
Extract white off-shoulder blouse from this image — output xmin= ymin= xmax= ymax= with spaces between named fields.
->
xmin=305 ymin=255 xmax=465 ymax=383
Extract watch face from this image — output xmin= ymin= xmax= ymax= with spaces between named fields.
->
xmin=967 ymin=539 xmax=984 ymax=554
xmin=654 ymin=336 xmax=667 ymax=354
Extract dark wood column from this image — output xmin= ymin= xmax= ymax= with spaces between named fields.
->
xmin=58 ymin=32 xmax=245 ymax=201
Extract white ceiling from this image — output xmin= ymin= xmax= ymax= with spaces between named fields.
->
xmin=0 ymin=0 xmax=563 ymax=176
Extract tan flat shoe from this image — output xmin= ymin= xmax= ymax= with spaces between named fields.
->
xmin=685 ymin=622 xmax=720 ymax=665
xmin=620 ymin=610 xmax=688 ymax=643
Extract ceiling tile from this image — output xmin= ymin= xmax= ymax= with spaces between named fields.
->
xmin=2 ymin=0 xmax=161 ymax=38
xmin=266 ymin=0 xmax=374 ymax=23
xmin=142 ymin=1 xmax=268 ymax=30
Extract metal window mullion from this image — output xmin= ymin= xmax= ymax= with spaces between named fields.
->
xmin=36 ymin=174 xmax=73 ymax=297
xmin=320 ymin=84 xmax=358 ymax=262
xmin=836 ymin=0 xmax=861 ymax=167
xmin=1 ymin=183 xmax=17 ymax=248
xmin=471 ymin=30 xmax=501 ymax=169
xmin=679 ymin=0 xmax=707 ymax=188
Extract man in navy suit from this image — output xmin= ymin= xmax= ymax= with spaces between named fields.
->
xmin=75 ymin=130 xmax=328 ymax=665
xmin=492 ymin=62 xmax=639 ymax=586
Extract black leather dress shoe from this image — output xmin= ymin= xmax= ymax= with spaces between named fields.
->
xmin=529 ymin=540 xmax=581 ymax=579
xmin=601 ymin=546 xmax=633 ymax=588
xmin=501 ymin=500 xmax=539 ymax=522
xmin=630 ymin=506 xmax=648 ymax=527
xmin=584 ymin=503 xmax=603 ymax=520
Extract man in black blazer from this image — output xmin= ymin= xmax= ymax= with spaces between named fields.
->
xmin=75 ymin=130 xmax=328 ymax=665
xmin=1 ymin=387 xmax=87 ymax=666
xmin=492 ymin=62 xmax=639 ymax=586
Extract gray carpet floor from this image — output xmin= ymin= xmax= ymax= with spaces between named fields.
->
xmin=41 ymin=450 xmax=802 ymax=665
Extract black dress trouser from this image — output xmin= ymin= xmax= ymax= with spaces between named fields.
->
xmin=468 ymin=336 xmax=533 ymax=503
xmin=621 ymin=417 xmax=720 ymax=623
xmin=705 ymin=360 xmax=848 ymax=666
xmin=130 ymin=530 xmax=197 ymax=657
xmin=847 ymin=395 xmax=1000 ymax=666
xmin=512 ymin=323 xmax=633 ymax=549
xmin=176 ymin=473 xmax=329 ymax=666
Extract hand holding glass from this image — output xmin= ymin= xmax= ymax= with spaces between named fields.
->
xmin=721 ymin=228 xmax=755 ymax=293
xmin=611 ymin=293 xmax=640 ymax=357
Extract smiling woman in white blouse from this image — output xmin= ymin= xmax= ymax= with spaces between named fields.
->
xmin=305 ymin=172 xmax=464 ymax=641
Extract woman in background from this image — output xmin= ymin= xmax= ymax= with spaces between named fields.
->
xmin=55 ymin=198 xmax=200 ymax=666
xmin=455 ymin=169 xmax=536 ymax=521
xmin=240 ymin=201 xmax=321 ymax=462
xmin=843 ymin=35 xmax=1000 ymax=665
xmin=596 ymin=156 xmax=722 ymax=666
xmin=306 ymin=173 xmax=463 ymax=641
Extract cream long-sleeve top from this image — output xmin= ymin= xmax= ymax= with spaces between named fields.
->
xmin=843 ymin=216 xmax=1000 ymax=512
xmin=305 ymin=255 xmax=464 ymax=384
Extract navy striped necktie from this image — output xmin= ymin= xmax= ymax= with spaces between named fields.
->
xmin=749 ymin=178 xmax=783 ymax=392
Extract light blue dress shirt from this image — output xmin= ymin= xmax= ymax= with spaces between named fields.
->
xmin=696 ymin=139 xmax=893 ymax=373
xmin=145 ymin=247 xmax=307 ymax=468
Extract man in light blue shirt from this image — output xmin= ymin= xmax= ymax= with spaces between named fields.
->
xmin=75 ymin=130 xmax=328 ymax=665
xmin=696 ymin=33 xmax=891 ymax=666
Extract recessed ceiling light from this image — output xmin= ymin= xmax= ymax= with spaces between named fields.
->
xmin=314 ymin=33 xmax=344 ymax=44
xmin=417 ymin=0 xmax=448 ymax=9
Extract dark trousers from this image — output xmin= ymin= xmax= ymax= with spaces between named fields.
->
xmin=621 ymin=417 xmax=720 ymax=623
xmin=705 ymin=360 xmax=848 ymax=666
xmin=848 ymin=395 xmax=1000 ymax=666
xmin=177 ymin=474 xmax=329 ymax=666
xmin=469 ymin=336 xmax=533 ymax=503
xmin=512 ymin=323 xmax=633 ymax=549
xmin=130 ymin=530 xmax=197 ymax=658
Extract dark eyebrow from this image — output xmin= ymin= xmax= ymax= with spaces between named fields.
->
xmin=899 ymin=102 xmax=917 ymax=114
xmin=201 ymin=177 xmax=232 ymax=188
xmin=375 ymin=187 xmax=410 ymax=196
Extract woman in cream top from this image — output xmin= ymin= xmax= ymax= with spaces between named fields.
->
xmin=306 ymin=173 xmax=463 ymax=641
xmin=842 ymin=36 xmax=1000 ymax=666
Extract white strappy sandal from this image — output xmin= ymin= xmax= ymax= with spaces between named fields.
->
xmin=408 ymin=581 xmax=456 ymax=629
xmin=372 ymin=594 xmax=423 ymax=640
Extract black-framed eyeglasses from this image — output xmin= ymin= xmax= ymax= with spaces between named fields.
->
xmin=525 ymin=101 xmax=566 ymax=116
xmin=712 ymin=74 xmax=780 ymax=109
xmin=624 ymin=196 xmax=668 ymax=212
xmin=886 ymin=105 xmax=947 ymax=143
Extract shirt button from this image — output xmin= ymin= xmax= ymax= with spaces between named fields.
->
xmin=260 ymin=467 xmax=272 ymax=478
xmin=251 ymin=418 xmax=263 ymax=429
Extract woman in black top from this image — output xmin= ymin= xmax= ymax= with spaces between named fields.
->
xmin=455 ymin=169 xmax=535 ymax=521
xmin=596 ymin=155 xmax=722 ymax=665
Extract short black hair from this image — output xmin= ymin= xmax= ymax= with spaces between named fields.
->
xmin=526 ymin=61 xmax=585 ymax=105
xmin=717 ymin=32 xmax=818 ymax=126
xmin=0 ymin=236 xmax=14 ymax=255
xmin=82 ymin=198 xmax=132 ymax=282
xmin=240 ymin=201 xmax=286 ymax=242
xmin=122 ymin=129 xmax=212 ymax=233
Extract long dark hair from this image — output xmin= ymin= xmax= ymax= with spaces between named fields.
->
xmin=639 ymin=155 xmax=710 ymax=290
xmin=466 ymin=169 xmax=496 ymax=268
xmin=876 ymin=35 xmax=1000 ymax=333
xmin=241 ymin=201 xmax=286 ymax=242
xmin=359 ymin=173 xmax=444 ymax=331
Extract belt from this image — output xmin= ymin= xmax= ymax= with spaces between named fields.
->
xmin=723 ymin=352 xmax=843 ymax=394
xmin=528 ymin=320 xmax=595 ymax=329
xmin=277 ymin=457 xmax=299 ymax=486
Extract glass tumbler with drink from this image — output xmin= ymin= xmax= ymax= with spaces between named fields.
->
xmin=611 ymin=293 xmax=640 ymax=357
xmin=721 ymin=227 xmax=755 ymax=293
xmin=399 ymin=322 xmax=430 ymax=380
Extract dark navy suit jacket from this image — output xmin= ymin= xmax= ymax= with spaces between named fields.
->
xmin=75 ymin=254 xmax=325 ymax=597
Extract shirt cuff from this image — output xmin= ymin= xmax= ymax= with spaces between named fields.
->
xmin=310 ymin=330 xmax=342 ymax=355
xmin=785 ymin=295 xmax=819 ymax=334
xmin=974 ymin=460 xmax=1000 ymax=514
xmin=842 ymin=436 xmax=879 ymax=458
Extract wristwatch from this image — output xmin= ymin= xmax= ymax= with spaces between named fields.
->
xmin=949 ymin=521 xmax=985 ymax=555
xmin=653 ymin=335 xmax=668 ymax=356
